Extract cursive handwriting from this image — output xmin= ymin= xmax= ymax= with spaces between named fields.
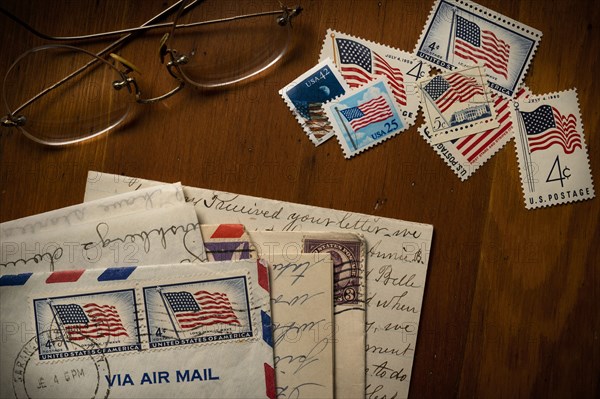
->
xmin=97 ymin=188 xmax=163 ymax=212
xmin=271 ymin=261 xmax=318 ymax=285
xmin=366 ymin=291 xmax=419 ymax=314
xmin=272 ymin=319 xmax=327 ymax=346
xmin=272 ymin=291 xmax=324 ymax=307
xmin=277 ymin=382 xmax=325 ymax=399
xmin=366 ymin=383 xmax=399 ymax=399
xmin=274 ymin=335 xmax=330 ymax=375
xmin=197 ymin=194 xmax=283 ymax=219
xmin=368 ymin=240 xmax=424 ymax=264
xmin=374 ymin=265 xmax=422 ymax=289
xmin=1 ymin=209 xmax=85 ymax=238
xmin=371 ymin=360 xmax=407 ymax=381
xmin=365 ymin=342 xmax=414 ymax=358
xmin=282 ymin=212 xmax=390 ymax=235
xmin=0 ymin=246 xmax=63 ymax=271
xmin=82 ymin=221 xmax=201 ymax=255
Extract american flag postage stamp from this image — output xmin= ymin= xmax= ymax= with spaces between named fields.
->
xmin=280 ymin=58 xmax=349 ymax=146
xmin=414 ymin=0 xmax=542 ymax=98
xmin=511 ymin=89 xmax=595 ymax=209
xmin=419 ymin=86 xmax=531 ymax=180
xmin=33 ymin=289 xmax=141 ymax=360
xmin=320 ymin=29 xmax=429 ymax=129
xmin=143 ymin=274 xmax=254 ymax=348
xmin=324 ymin=78 xmax=407 ymax=159
xmin=419 ymin=65 xmax=498 ymax=143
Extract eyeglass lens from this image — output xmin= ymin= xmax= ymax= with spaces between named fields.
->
xmin=168 ymin=0 xmax=292 ymax=88
xmin=2 ymin=45 xmax=131 ymax=145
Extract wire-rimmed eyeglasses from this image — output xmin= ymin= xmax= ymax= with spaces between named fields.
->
xmin=0 ymin=0 xmax=302 ymax=146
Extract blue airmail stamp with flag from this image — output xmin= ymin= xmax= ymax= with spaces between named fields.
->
xmin=280 ymin=58 xmax=349 ymax=146
xmin=511 ymin=89 xmax=594 ymax=209
xmin=33 ymin=289 xmax=142 ymax=360
xmin=414 ymin=0 xmax=542 ymax=98
xmin=143 ymin=274 xmax=254 ymax=348
xmin=419 ymin=65 xmax=498 ymax=144
xmin=324 ymin=78 xmax=406 ymax=158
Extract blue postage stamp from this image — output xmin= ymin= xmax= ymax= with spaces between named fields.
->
xmin=414 ymin=0 xmax=542 ymax=98
xmin=143 ymin=275 xmax=253 ymax=348
xmin=33 ymin=289 xmax=141 ymax=360
xmin=280 ymin=58 xmax=349 ymax=146
xmin=324 ymin=78 xmax=406 ymax=158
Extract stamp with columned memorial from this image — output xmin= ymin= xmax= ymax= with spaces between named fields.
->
xmin=419 ymin=65 xmax=498 ymax=144
xmin=419 ymin=86 xmax=531 ymax=180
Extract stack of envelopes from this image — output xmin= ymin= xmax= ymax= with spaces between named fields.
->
xmin=0 ymin=171 xmax=433 ymax=399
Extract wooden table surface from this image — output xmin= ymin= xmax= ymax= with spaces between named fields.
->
xmin=0 ymin=0 xmax=598 ymax=397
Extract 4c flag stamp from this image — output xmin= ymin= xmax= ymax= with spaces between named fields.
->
xmin=512 ymin=89 xmax=594 ymax=209
xmin=414 ymin=0 xmax=541 ymax=98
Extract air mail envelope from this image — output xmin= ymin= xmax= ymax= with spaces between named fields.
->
xmin=265 ymin=252 xmax=334 ymax=399
xmin=0 ymin=185 xmax=206 ymax=275
xmin=201 ymin=224 xmax=257 ymax=261
xmin=85 ymin=172 xmax=434 ymax=399
xmin=251 ymin=231 xmax=365 ymax=398
xmin=0 ymin=260 xmax=274 ymax=399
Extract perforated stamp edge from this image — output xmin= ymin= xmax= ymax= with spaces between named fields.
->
xmin=418 ymin=86 xmax=531 ymax=180
xmin=419 ymin=65 xmax=499 ymax=143
xmin=413 ymin=0 xmax=542 ymax=99
xmin=323 ymin=78 xmax=408 ymax=159
xmin=279 ymin=58 xmax=349 ymax=146
xmin=511 ymin=88 xmax=595 ymax=209
xmin=320 ymin=28 xmax=430 ymax=128
xmin=26 ymin=268 xmax=262 ymax=363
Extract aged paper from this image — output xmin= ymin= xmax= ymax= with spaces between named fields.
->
xmin=266 ymin=253 xmax=334 ymax=399
xmin=0 ymin=260 xmax=273 ymax=398
xmin=85 ymin=172 xmax=434 ymax=399
xmin=252 ymin=231 xmax=365 ymax=398
xmin=0 ymin=184 xmax=206 ymax=274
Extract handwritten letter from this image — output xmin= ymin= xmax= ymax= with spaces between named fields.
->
xmin=85 ymin=172 xmax=434 ymax=399
xmin=268 ymin=253 xmax=334 ymax=399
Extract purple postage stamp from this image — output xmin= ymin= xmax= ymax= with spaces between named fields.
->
xmin=303 ymin=236 xmax=362 ymax=306
xmin=414 ymin=0 xmax=542 ymax=98
xmin=324 ymin=78 xmax=406 ymax=158
xmin=419 ymin=65 xmax=498 ymax=143
xmin=280 ymin=58 xmax=349 ymax=146
xmin=511 ymin=89 xmax=595 ymax=209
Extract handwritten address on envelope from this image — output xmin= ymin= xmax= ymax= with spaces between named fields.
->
xmin=85 ymin=171 xmax=434 ymax=399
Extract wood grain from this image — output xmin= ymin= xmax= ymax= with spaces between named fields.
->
xmin=0 ymin=1 xmax=598 ymax=397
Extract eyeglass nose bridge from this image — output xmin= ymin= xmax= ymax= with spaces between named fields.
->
xmin=1 ymin=114 xmax=26 ymax=128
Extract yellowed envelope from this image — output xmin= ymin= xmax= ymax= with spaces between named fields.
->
xmin=0 ymin=260 xmax=274 ymax=399
xmin=252 ymin=231 xmax=365 ymax=398
xmin=85 ymin=172 xmax=434 ymax=399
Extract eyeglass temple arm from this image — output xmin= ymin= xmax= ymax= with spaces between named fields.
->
xmin=3 ymin=0 xmax=201 ymax=117
xmin=0 ymin=2 xmax=301 ymax=43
